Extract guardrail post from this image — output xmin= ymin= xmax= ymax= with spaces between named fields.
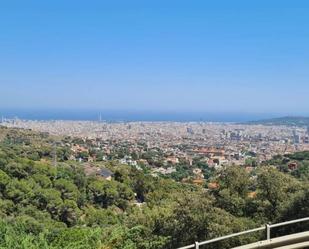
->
xmin=178 ymin=217 xmax=309 ymax=249
xmin=195 ymin=242 xmax=199 ymax=249
xmin=266 ymin=224 xmax=271 ymax=240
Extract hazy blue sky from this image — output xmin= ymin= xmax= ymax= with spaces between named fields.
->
xmin=1 ymin=1 xmax=309 ymax=115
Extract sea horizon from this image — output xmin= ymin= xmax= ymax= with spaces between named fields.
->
xmin=0 ymin=108 xmax=298 ymax=123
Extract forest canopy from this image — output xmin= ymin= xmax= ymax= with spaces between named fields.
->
xmin=0 ymin=127 xmax=308 ymax=248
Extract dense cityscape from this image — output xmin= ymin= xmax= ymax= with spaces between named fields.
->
xmin=2 ymin=118 xmax=309 ymax=181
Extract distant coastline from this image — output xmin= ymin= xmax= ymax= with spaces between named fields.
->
xmin=0 ymin=109 xmax=282 ymax=123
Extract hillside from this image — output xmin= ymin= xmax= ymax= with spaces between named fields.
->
xmin=0 ymin=127 xmax=309 ymax=248
xmin=246 ymin=116 xmax=309 ymax=127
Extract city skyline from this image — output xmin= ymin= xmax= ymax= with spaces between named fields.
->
xmin=1 ymin=1 xmax=309 ymax=114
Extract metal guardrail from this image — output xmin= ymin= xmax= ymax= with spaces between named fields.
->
xmin=178 ymin=217 xmax=309 ymax=249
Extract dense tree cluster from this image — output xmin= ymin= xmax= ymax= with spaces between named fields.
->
xmin=0 ymin=127 xmax=309 ymax=248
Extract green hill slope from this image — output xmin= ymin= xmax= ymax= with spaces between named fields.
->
xmin=0 ymin=127 xmax=309 ymax=248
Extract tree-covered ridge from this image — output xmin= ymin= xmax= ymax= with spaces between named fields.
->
xmin=0 ymin=127 xmax=309 ymax=248
xmin=246 ymin=116 xmax=309 ymax=126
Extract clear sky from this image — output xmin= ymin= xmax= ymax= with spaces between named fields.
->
xmin=1 ymin=0 xmax=309 ymax=115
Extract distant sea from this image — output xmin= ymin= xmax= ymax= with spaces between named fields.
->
xmin=0 ymin=109 xmax=281 ymax=123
